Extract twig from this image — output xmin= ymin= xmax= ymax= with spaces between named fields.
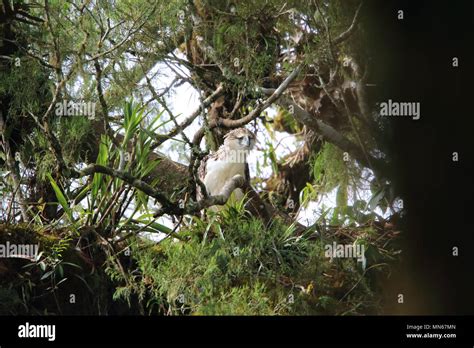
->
xmin=0 ymin=111 xmax=29 ymax=221
xmin=333 ymin=2 xmax=364 ymax=45
xmin=153 ymin=174 xmax=247 ymax=217
xmin=219 ymin=63 xmax=304 ymax=128
xmin=72 ymin=164 xmax=176 ymax=213
xmin=151 ymin=84 xmax=225 ymax=149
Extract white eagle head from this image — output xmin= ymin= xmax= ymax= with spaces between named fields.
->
xmin=223 ymin=127 xmax=256 ymax=152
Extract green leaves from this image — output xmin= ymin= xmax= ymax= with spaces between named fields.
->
xmin=367 ymin=186 xmax=385 ymax=212
xmin=91 ymin=135 xmax=109 ymax=201
xmin=263 ymin=140 xmax=279 ymax=175
xmin=47 ymin=173 xmax=73 ymax=223
xmin=123 ymin=102 xmax=147 ymax=146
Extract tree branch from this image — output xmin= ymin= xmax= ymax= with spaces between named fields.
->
xmin=153 ymin=174 xmax=246 ymax=217
xmin=72 ymin=164 xmax=176 ymax=212
xmin=152 ymin=83 xmax=225 ymax=149
xmin=0 ymin=112 xmax=29 ymax=222
xmin=192 ymin=64 xmax=304 ymax=147
xmin=263 ymin=92 xmax=386 ymax=177
xmin=219 ymin=64 xmax=303 ymax=128
xmin=192 ymin=174 xmax=246 ymax=211
xmin=333 ymin=2 xmax=364 ymax=45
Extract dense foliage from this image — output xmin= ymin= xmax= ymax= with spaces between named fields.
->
xmin=0 ymin=0 xmax=402 ymax=315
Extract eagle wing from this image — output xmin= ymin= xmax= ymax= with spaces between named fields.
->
xmin=196 ymin=145 xmax=249 ymax=201
xmin=196 ymin=149 xmax=221 ymax=200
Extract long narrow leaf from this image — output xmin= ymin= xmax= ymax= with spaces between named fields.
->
xmin=47 ymin=173 xmax=72 ymax=222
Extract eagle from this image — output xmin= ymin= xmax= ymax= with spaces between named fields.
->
xmin=197 ymin=128 xmax=256 ymax=206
